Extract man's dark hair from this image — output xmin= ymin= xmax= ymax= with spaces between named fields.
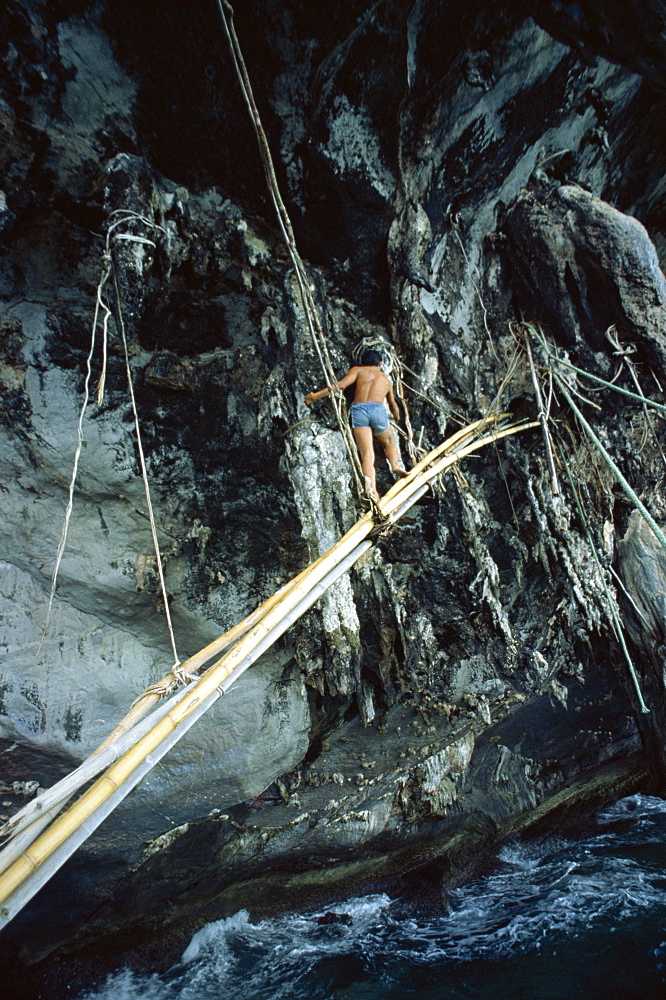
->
xmin=361 ymin=349 xmax=382 ymax=367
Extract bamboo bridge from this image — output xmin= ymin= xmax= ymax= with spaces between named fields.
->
xmin=0 ymin=413 xmax=535 ymax=928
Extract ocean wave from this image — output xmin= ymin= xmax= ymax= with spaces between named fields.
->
xmin=78 ymin=795 xmax=666 ymax=1000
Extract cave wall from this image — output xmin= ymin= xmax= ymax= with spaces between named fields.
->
xmin=1 ymin=0 xmax=666 ymax=980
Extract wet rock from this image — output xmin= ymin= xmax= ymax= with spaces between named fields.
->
xmin=617 ymin=511 xmax=666 ymax=787
xmin=1 ymin=0 xmax=666 ymax=991
xmin=0 ymin=189 xmax=14 ymax=234
xmin=619 ymin=511 xmax=666 ymax=652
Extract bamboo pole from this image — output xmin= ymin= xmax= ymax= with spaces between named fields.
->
xmin=522 ymin=322 xmax=666 ymax=417
xmin=0 ymin=535 xmax=377 ymax=925
xmin=2 ymin=419 xmax=489 ymax=852
xmin=95 ymin=561 xmax=316 ymax=752
xmin=383 ymin=413 xmax=509 ymax=501
xmin=0 ymin=683 xmax=197 ymax=860
xmin=1 ymin=562 xmax=328 ymax=848
xmin=0 ymin=420 xmax=535 ymax=919
xmin=525 ymin=336 xmax=559 ymax=496
xmin=553 ymin=373 xmax=666 ymax=554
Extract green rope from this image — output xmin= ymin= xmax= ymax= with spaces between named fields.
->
xmin=551 ymin=372 xmax=666 ymax=555
xmin=523 ymin=323 xmax=666 ymax=418
xmin=558 ymin=444 xmax=649 ymax=714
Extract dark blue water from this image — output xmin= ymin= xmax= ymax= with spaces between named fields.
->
xmin=79 ymin=795 xmax=666 ymax=1000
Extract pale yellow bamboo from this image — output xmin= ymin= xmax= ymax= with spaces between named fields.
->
xmin=5 ymin=421 xmax=492 ymax=850
xmin=0 ymin=420 xmax=536 ymax=904
xmin=125 ymin=412 xmax=504 ymax=739
xmin=5 ymin=421 xmax=498 ymax=846
xmin=381 ymin=421 xmax=538 ymax=523
xmin=381 ymin=413 xmax=509 ymax=505
xmin=98 ymin=417 xmax=504 ymax=750
xmin=100 ymin=404 xmax=483 ymax=753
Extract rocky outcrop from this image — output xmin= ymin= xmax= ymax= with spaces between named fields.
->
xmin=503 ymin=183 xmax=666 ymax=371
xmin=1 ymin=0 xmax=666 ymax=993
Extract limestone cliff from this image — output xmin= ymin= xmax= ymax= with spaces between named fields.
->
xmin=1 ymin=1 xmax=665 ymax=993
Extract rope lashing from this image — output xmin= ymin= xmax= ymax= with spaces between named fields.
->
xmin=605 ymin=324 xmax=666 ymax=466
xmin=524 ymin=334 xmax=559 ymax=496
xmin=522 ymin=324 xmax=666 ymax=556
xmin=216 ymin=0 xmax=382 ymax=515
xmin=523 ymin=322 xmax=666 ymax=417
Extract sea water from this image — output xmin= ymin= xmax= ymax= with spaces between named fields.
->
xmin=78 ymin=794 xmax=666 ymax=1000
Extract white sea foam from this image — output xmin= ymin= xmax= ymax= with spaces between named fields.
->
xmin=78 ymin=796 xmax=666 ymax=1000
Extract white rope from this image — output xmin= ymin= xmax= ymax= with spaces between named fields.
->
xmin=35 ymin=210 xmax=178 ymax=670
xmin=106 ymin=212 xmax=179 ymax=665
xmin=33 ymin=258 xmax=113 ymax=666
xmin=110 ymin=260 xmax=180 ymax=667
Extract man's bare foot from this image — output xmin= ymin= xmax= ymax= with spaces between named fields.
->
xmin=391 ymin=466 xmax=409 ymax=478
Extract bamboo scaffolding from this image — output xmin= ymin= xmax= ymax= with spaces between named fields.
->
xmin=0 ymin=418 xmax=535 ymax=926
xmin=0 ymin=684 xmax=198 ymax=867
xmin=0 ymin=535 xmax=379 ymax=927
xmin=95 ymin=562 xmax=316 ymax=753
xmin=523 ymin=322 xmax=666 ymax=417
xmin=2 ymin=420 xmax=498 ymax=853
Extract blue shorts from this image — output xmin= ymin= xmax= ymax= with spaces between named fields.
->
xmin=350 ymin=402 xmax=389 ymax=435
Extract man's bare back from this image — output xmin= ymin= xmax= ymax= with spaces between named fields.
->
xmin=340 ymin=366 xmax=396 ymax=407
xmin=304 ymin=364 xmax=399 ymax=417
xmin=304 ymin=352 xmax=407 ymax=499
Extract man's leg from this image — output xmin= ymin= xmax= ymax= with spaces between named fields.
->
xmin=376 ymin=427 xmax=407 ymax=476
xmin=353 ymin=426 xmax=378 ymax=499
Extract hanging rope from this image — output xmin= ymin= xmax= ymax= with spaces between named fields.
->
xmin=605 ymin=324 xmax=666 ymax=466
xmin=104 ymin=212 xmax=180 ymax=666
xmin=216 ymin=0 xmax=381 ymax=514
xmin=34 ymin=210 xmax=180 ymax=672
xmin=110 ymin=259 xmax=180 ymax=668
xmin=32 ymin=258 xmax=114 ymax=667
xmin=522 ymin=322 xmax=666 ymax=416
xmin=524 ymin=334 xmax=559 ymax=496
xmin=521 ymin=323 xmax=666 ymax=555
xmin=557 ymin=440 xmax=649 ymax=714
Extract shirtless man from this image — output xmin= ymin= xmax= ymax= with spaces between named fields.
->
xmin=304 ymin=349 xmax=408 ymax=499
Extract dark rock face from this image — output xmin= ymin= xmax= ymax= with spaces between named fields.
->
xmin=1 ymin=0 xmax=666 ymax=992
xmin=503 ymin=183 xmax=666 ymax=371
xmin=526 ymin=0 xmax=666 ymax=90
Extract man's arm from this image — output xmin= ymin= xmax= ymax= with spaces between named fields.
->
xmin=304 ymin=367 xmax=359 ymax=407
xmin=386 ymin=383 xmax=401 ymax=422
